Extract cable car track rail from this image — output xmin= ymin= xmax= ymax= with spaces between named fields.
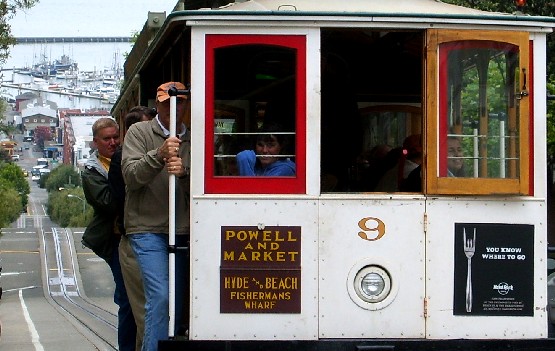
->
xmin=40 ymin=226 xmax=118 ymax=350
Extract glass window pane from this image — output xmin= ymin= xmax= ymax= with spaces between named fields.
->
xmin=213 ymin=45 xmax=297 ymax=177
xmin=440 ymin=41 xmax=521 ymax=179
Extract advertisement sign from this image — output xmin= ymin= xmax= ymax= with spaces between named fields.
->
xmin=453 ymin=223 xmax=534 ymax=316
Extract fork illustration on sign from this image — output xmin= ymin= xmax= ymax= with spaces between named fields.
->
xmin=463 ymin=228 xmax=476 ymax=313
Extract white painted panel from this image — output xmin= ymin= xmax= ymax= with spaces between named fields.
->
xmin=426 ymin=198 xmax=547 ymax=339
xmin=531 ymin=33 xmax=548 ymax=198
xmin=190 ymin=26 xmax=207 ymax=196
xmin=190 ymin=197 xmax=319 ymax=340
xmin=319 ymin=197 xmax=426 ymax=338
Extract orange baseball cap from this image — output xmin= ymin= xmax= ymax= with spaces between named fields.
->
xmin=156 ymin=82 xmax=187 ymax=102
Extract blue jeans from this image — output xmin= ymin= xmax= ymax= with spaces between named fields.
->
xmin=129 ymin=233 xmax=189 ymax=351
xmin=108 ymin=237 xmax=137 ymax=351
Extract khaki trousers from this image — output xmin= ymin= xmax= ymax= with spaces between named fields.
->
xmin=119 ymin=235 xmax=145 ymax=351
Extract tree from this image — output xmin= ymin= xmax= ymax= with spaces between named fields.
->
xmin=44 ymin=164 xmax=81 ymax=192
xmin=43 ymin=165 xmax=90 ymax=227
xmin=34 ymin=125 xmax=50 ymax=150
xmin=444 ymin=0 xmax=555 ymax=167
xmin=47 ymin=187 xmax=91 ymax=227
xmin=0 ymin=146 xmax=9 ymax=162
xmin=0 ymin=1 xmax=39 ymax=137
xmin=0 ymin=161 xmax=29 ymax=209
xmin=0 ymin=178 xmax=21 ymax=227
xmin=443 ymin=0 xmax=555 ymax=77
xmin=0 ymin=161 xmax=28 ymax=227
xmin=0 ymin=1 xmax=39 ymax=65
xmin=0 ymin=98 xmax=13 ymax=136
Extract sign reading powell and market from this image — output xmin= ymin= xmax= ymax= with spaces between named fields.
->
xmin=220 ymin=226 xmax=301 ymax=313
xmin=453 ymin=223 xmax=534 ymax=316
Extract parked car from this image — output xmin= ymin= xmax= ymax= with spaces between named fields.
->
xmin=11 ymin=154 xmax=19 ymax=161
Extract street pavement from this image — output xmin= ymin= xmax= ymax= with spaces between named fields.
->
xmin=0 ymin=225 xmax=117 ymax=350
xmin=0 ymin=133 xmax=117 ymax=350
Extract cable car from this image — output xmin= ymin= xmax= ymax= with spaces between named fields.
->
xmin=112 ymin=0 xmax=555 ymax=349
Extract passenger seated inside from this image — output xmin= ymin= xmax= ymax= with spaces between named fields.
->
xmin=374 ymin=134 xmax=422 ymax=192
xmin=401 ymin=164 xmax=422 ymax=192
xmin=236 ymin=122 xmax=296 ymax=176
xmin=357 ymin=144 xmax=392 ymax=192
xmin=448 ymin=136 xmax=465 ymax=177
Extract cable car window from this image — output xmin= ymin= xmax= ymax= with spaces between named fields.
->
xmin=320 ymin=29 xmax=424 ymax=193
xmin=426 ymin=30 xmax=530 ymax=195
xmin=205 ymin=35 xmax=306 ymax=194
xmin=440 ymin=41 xmax=521 ymax=179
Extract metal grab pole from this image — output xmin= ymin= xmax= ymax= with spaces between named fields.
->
xmin=167 ymin=85 xmax=190 ymax=339
xmin=168 ymin=93 xmax=177 ymax=339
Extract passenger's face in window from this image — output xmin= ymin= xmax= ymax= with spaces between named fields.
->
xmin=256 ymin=136 xmax=282 ymax=167
xmin=447 ymin=138 xmax=463 ymax=173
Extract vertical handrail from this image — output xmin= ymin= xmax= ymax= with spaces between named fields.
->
xmin=473 ymin=129 xmax=479 ymax=178
xmin=499 ymin=120 xmax=506 ymax=178
xmin=168 ymin=94 xmax=177 ymax=338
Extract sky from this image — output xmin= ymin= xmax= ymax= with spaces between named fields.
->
xmin=10 ymin=0 xmax=179 ymax=37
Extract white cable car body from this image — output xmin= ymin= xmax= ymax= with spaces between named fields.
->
xmin=113 ymin=1 xmax=555 ymax=349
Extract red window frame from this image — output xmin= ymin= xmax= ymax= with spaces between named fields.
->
xmin=204 ymin=34 xmax=307 ymax=194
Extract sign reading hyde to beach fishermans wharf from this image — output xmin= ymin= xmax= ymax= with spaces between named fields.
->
xmin=453 ymin=223 xmax=534 ymax=316
xmin=220 ymin=226 xmax=301 ymax=313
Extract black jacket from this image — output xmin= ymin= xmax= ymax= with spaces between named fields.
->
xmin=81 ymin=151 xmax=118 ymax=262
xmin=108 ymin=146 xmax=125 ymax=235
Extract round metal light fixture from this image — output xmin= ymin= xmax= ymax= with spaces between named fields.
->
xmin=354 ymin=265 xmax=391 ymax=303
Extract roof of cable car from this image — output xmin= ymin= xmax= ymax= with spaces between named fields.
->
xmin=111 ymin=0 xmax=555 ymax=115
xmin=168 ymin=0 xmax=555 ymax=25
xmin=214 ymin=0 xmax=490 ymax=15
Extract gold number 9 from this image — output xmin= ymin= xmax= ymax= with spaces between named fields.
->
xmin=358 ymin=217 xmax=386 ymax=241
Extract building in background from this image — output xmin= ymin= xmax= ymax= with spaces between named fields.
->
xmin=20 ymin=98 xmax=58 ymax=137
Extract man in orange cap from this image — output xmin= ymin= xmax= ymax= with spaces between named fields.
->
xmin=122 ymin=82 xmax=190 ymax=349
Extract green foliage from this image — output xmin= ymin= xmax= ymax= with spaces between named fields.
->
xmin=444 ymin=0 xmax=555 ymax=168
xmin=44 ymin=166 xmax=90 ymax=227
xmin=44 ymin=164 xmax=81 ymax=192
xmin=123 ymin=30 xmax=139 ymax=61
xmin=38 ymin=171 xmax=47 ymax=188
xmin=454 ymin=49 xmax=517 ymax=177
xmin=0 ymin=1 xmax=40 ymax=65
xmin=0 ymin=1 xmax=38 ymax=147
xmin=0 ymin=161 xmax=28 ymax=227
xmin=47 ymin=187 xmax=92 ymax=227
xmin=0 ymin=95 xmax=14 ymax=140
xmin=443 ymin=0 xmax=555 ymax=77
xmin=0 ymin=146 xmax=9 ymax=162
xmin=68 ymin=210 xmax=90 ymax=228
xmin=443 ymin=0 xmax=513 ymax=13
xmin=443 ymin=0 xmax=555 ymax=14
xmin=0 ymin=161 xmax=29 ymax=209
xmin=0 ymin=178 xmax=21 ymax=227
